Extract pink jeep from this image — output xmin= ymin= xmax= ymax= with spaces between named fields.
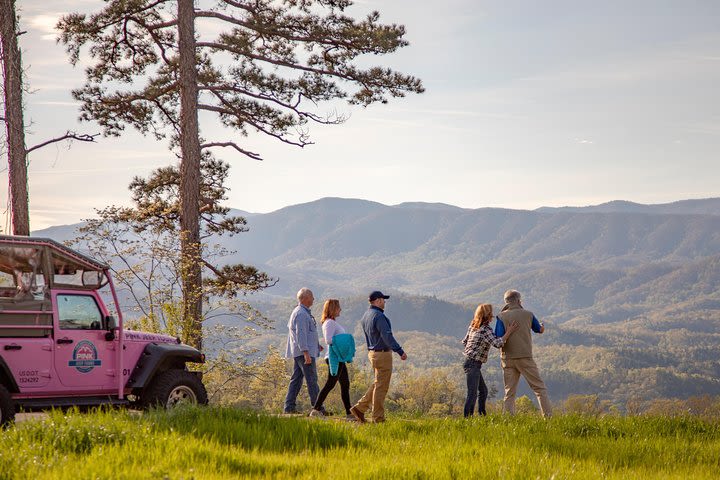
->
xmin=0 ymin=235 xmax=208 ymax=425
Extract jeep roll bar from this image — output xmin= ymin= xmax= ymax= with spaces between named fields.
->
xmin=105 ymin=270 xmax=125 ymax=400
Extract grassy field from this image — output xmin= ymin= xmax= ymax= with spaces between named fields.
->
xmin=1 ymin=407 xmax=719 ymax=479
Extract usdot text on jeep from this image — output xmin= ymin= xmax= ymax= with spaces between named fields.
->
xmin=0 ymin=235 xmax=208 ymax=425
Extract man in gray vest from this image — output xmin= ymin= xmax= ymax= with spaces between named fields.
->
xmin=494 ymin=289 xmax=552 ymax=417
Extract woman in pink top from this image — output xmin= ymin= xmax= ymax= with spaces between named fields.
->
xmin=310 ymin=299 xmax=352 ymax=419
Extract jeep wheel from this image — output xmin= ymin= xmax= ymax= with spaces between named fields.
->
xmin=0 ymin=384 xmax=15 ymax=427
xmin=142 ymin=370 xmax=208 ymax=409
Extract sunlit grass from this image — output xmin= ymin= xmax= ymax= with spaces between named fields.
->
xmin=1 ymin=407 xmax=718 ymax=479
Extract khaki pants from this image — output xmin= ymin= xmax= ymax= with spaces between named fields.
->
xmin=354 ymin=351 xmax=393 ymax=422
xmin=502 ymin=356 xmax=552 ymax=417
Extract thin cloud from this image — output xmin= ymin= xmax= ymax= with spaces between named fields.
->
xmin=26 ymin=13 xmax=62 ymax=40
xmin=387 ymin=106 xmax=529 ymax=121
xmin=681 ymin=121 xmax=720 ymax=135
xmin=33 ymin=101 xmax=79 ymax=107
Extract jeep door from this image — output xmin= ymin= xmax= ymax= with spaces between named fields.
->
xmin=0 ymin=323 xmax=53 ymax=390
xmin=52 ymin=292 xmax=117 ymax=390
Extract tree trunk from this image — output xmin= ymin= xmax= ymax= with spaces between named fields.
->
xmin=0 ymin=0 xmax=29 ymax=236
xmin=177 ymin=0 xmax=203 ymax=350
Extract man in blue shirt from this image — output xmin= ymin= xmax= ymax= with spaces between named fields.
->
xmin=350 ymin=290 xmax=407 ymax=423
xmin=284 ymin=288 xmax=323 ymax=414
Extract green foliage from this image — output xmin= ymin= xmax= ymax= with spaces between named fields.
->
xmin=3 ymin=408 xmax=720 ymax=479
xmin=57 ymin=0 xmax=424 ymax=152
xmin=563 ymin=394 xmax=614 ymax=416
xmin=389 ymin=366 xmax=463 ymax=415
xmin=204 ymin=344 xmax=289 ymax=410
xmin=71 ymin=158 xmax=273 ymax=346
xmin=515 ymin=395 xmax=539 ymax=414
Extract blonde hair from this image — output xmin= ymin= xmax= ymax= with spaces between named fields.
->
xmin=470 ymin=303 xmax=493 ymax=329
xmin=321 ymin=299 xmax=341 ymax=323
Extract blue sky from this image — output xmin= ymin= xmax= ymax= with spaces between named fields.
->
xmin=3 ymin=0 xmax=720 ymax=230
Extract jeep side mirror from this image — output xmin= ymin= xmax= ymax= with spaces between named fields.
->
xmin=106 ymin=315 xmax=118 ymax=331
xmin=105 ymin=315 xmax=118 ymax=341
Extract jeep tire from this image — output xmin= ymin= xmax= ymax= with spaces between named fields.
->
xmin=0 ymin=384 xmax=15 ymax=427
xmin=141 ymin=370 xmax=208 ymax=409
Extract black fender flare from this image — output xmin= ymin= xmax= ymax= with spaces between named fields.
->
xmin=0 ymin=355 xmax=19 ymax=393
xmin=125 ymin=343 xmax=204 ymax=390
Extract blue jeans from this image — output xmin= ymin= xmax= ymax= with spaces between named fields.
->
xmin=284 ymin=355 xmax=319 ymax=413
xmin=463 ymin=357 xmax=488 ymax=417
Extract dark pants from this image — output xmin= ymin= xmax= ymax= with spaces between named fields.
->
xmin=284 ymin=355 xmax=319 ymax=413
xmin=314 ymin=359 xmax=351 ymax=414
xmin=463 ymin=357 xmax=488 ymax=417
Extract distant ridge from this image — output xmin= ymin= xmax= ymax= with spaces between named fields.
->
xmin=393 ymin=202 xmax=467 ymax=212
xmin=536 ymin=197 xmax=720 ymax=215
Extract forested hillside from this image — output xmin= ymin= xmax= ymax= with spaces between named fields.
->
xmin=35 ymin=197 xmax=720 ymax=404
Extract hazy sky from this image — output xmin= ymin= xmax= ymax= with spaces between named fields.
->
xmin=3 ymin=0 xmax=720 ymax=230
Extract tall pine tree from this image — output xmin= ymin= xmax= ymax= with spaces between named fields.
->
xmin=58 ymin=0 xmax=424 ymax=348
xmin=1 ymin=0 xmax=96 ymax=235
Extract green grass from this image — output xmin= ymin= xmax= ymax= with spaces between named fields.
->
xmin=2 ymin=408 xmax=719 ymax=479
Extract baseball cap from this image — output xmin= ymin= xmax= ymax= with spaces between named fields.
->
xmin=369 ymin=290 xmax=390 ymax=301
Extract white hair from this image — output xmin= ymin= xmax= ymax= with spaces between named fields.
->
xmin=504 ymin=289 xmax=521 ymax=303
xmin=297 ymin=288 xmax=313 ymax=302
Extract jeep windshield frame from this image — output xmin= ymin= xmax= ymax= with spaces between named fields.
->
xmin=0 ymin=236 xmax=109 ymax=293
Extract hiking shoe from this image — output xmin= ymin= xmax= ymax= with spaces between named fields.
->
xmin=308 ymin=409 xmax=325 ymax=418
xmin=345 ymin=414 xmax=357 ymax=422
xmin=350 ymin=406 xmax=366 ymax=423
xmin=283 ymin=409 xmax=301 ymax=415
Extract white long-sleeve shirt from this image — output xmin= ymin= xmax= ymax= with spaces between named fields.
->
xmin=321 ymin=318 xmax=346 ymax=358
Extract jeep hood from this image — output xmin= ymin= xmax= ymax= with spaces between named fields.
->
xmin=122 ymin=330 xmax=180 ymax=344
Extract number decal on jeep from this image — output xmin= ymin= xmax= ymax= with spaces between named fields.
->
xmin=19 ymin=370 xmax=40 ymax=383
xmin=68 ymin=340 xmax=102 ymax=373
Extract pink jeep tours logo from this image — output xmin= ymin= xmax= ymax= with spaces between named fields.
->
xmin=69 ymin=340 xmax=102 ymax=373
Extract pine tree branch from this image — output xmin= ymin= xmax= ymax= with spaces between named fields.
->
xmin=200 ymin=142 xmax=262 ymax=161
xmin=201 ymin=257 xmax=278 ymax=291
xmin=27 ymin=131 xmax=99 ymax=154
xmin=217 ymin=0 xmax=256 ymax=14
xmin=127 ymin=16 xmax=176 ymax=65
xmin=196 ymin=41 xmax=338 ymax=78
xmin=198 ymin=102 xmax=311 ymax=148
xmin=195 ymin=10 xmax=252 ymax=30
xmin=75 ymin=0 xmax=170 ymax=34
xmin=196 ymin=10 xmax=370 ymax=50
xmin=206 ymin=90 xmax=309 ymax=144
xmin=199 ymin=85 xmax=344 ymax=125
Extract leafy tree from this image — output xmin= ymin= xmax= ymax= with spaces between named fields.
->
xmin=58 ymin=0 xmax=424 ymax=347
xmin=562 ymin=394 xmax=612 ymax=416
xmin=515 ymin=395 xmax=539 ymax=415
xmin=390 ymin=366 xmax=463 ymax=415
xmin=207 ymin=345 xmax=291 ymax=410
xmin=72 ymin=157 xmax=274 ymax=347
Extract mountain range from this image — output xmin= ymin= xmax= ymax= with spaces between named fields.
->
xmin=34 ymin=196 xmax=720 ymax=404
